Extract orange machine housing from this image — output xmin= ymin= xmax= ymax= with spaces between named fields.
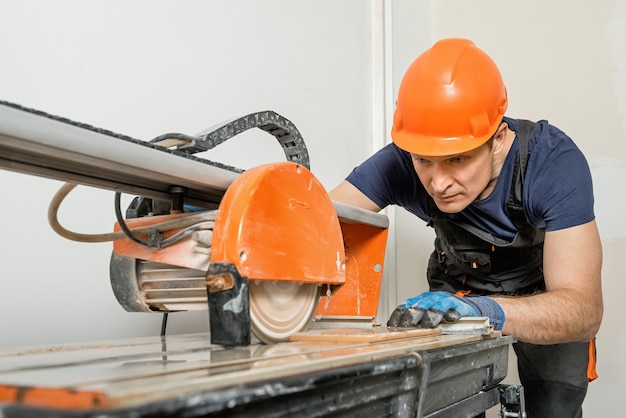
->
xmin=112 ymin=162 xmax=388 ymax=319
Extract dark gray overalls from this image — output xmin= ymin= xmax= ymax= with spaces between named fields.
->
xmin=426 ymin=120 xmax=594 ymax=418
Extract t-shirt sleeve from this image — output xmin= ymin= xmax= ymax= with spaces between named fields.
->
xmin=345 ymin=143 xmax=430 ymax=220
xmin=525 ymin=123 xmax=596 ymax=231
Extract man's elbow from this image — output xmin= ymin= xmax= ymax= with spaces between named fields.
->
xmin=584 ymin=303 xmax=603 ymax=341
xmin=577 ymin=297 xmax=603 ymax=342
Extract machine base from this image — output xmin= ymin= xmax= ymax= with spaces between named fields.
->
xmin=0 ymin=332 xmax=514 ymax=418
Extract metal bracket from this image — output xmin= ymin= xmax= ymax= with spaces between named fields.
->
xmin=206 ymin=263 xmax=251 ymax=346
xmin=499 ymin=384 xmax=527 ymax=418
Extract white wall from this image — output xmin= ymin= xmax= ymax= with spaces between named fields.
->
xmin=0 ymin=0 xmax=624 ymax=416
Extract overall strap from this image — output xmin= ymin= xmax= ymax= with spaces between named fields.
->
xmin=508 ymin=119 xmax=538 ymax=235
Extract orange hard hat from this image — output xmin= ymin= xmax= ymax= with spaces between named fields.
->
xmin=391 ymin=38 xmax=508 ymax=156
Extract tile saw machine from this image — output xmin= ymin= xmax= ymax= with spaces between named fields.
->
xmin=0 ymin=100 xmax=523 ymax=417
xmin=0 ymin=99 xmax=388 ymax=346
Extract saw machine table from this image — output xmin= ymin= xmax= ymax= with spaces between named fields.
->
xmin=0 ymin=332 xmax=513 ymax=417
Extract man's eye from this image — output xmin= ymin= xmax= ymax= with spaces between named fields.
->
xmin=450 ymin=157 xmax=465 ymax=163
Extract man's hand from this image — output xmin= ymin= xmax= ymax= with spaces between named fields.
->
xmin=387 ymin=291 xmax=505 ymax=330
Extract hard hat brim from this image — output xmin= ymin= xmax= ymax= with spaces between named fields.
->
xmin=392 ymin=129 xmax=495 ymax=157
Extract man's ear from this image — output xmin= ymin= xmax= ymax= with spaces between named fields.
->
xmin=492 ymin=121 xmax=509 ymax=153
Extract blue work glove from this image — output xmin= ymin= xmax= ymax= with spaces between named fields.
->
xmin=387 ymin=291 xmax=505 ymax=330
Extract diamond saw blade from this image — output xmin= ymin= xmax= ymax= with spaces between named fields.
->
xmin=249 ymin=281 xmax=320 ymax=344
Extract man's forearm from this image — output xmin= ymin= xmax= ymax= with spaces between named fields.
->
xmin=493 ymin=289 xmax=602 ymax=344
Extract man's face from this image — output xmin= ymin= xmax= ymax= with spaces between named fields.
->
xmin=411 ymin=141 xmax=494 ymax=213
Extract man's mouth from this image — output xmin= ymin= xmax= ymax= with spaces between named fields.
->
xmin=434 ymin=193 xmax=458 ymax=203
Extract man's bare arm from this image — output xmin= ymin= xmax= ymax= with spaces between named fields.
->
xmin=493 ymin=220 xmax=603 ymax=344
xmin=328 ymin=180 xmax=382 ymax=212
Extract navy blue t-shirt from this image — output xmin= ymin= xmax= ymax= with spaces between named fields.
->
xmin=345 ymin=117 xmax=595 ymax=241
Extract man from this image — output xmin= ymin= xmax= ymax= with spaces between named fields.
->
xmin=329 ymin=38 xmax=603 ymax=417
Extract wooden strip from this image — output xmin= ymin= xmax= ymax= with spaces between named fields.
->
xmin=289 ymin=327 xmax=441 ymax=343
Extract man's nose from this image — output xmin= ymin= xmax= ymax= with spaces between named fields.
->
xmin=430 ymin=165 xmax=452 ymax=193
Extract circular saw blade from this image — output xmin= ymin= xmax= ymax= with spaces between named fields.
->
xmin=249 ymin=281 xmax=320 ymax=344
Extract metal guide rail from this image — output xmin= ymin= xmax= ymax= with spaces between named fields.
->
xmin=0 ymin=101 xmax=235 ymax=208
xmin=0 ymin=100 xmax=387 ymax=227
xmin=0 ymin=332 xmax=514 ymax=417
